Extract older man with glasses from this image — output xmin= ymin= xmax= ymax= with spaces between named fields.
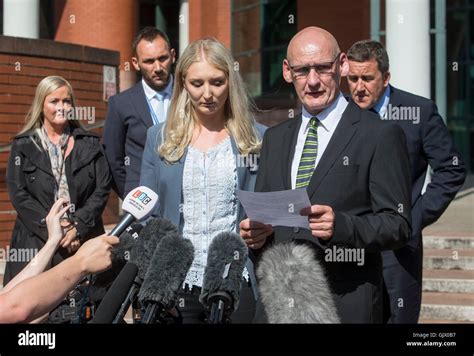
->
xmin=240 ymin=27 xmax=412 ymax=323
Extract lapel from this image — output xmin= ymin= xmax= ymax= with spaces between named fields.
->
xmin=15 ymin=131 xmax=53 ymax=176
xmin=168 ymin=147 xmax=187 ymax=226
xmin=230 ymin=137 xmax=247 ymax=190
xmin=130 ymin=82 xmax=154 ymax=128
xmin=387 ymin=85 xmax=401 ymax=107
xmin=69 ymin=130 xmax=101 ymax=174
xmin=306 ymin=101 xmax=361 ymax=199
xmin=282 ymin=116 xmax=302 ymax=190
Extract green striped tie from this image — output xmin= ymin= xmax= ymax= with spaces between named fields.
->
xmin=295 ymin=117 xmax=319 ymax=188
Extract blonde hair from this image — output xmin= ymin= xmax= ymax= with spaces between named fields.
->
xmin=159 ymin=38 xmax=261 ymax=163
xmin=19 ymin=75 xmax=81 ymax=135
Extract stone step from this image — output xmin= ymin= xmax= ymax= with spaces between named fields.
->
xmin=424 ymin=235 xmax=474 ymax=249
xmin=418 ymin=318 xmax=472 ymax=324
xmin=420 ymin=292 xmax=474 ymax=322
xmin=423 ymin=269 xmax=474 ymax=293
xmin=423 ymin=249 xmax=474 ymax=270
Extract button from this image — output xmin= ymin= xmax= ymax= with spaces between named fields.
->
xmin=293 ymin=227 xmax=300 ymax=233
xmin=29 ymin=176 xmax=36 ymax=182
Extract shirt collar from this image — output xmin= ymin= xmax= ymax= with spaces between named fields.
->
xmin=142 ymin=75 xmax=174 ymax=100
xmin=373 ymin=85 xmax=391 ymax=117
xmin=301 ymin=93 xmax=348 ymax=132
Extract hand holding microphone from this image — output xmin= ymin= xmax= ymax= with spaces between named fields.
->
xmin=89 ymin=186 xmax=159 ymax=323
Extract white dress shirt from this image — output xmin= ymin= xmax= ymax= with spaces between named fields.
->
xmin=291 ymin=93 xmax=348 ymax=189
xmin=142 ymin=75 xmax=174 ymax=124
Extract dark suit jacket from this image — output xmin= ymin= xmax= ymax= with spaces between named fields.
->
xmin=255 ymin=101 xmax=412 ymax=323
xmin=103 ymin=82 xmax=157 ymax=199
xmin=386 ymin=86 xmax=466 ymax=248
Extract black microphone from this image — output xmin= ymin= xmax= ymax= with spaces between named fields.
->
xmin=89 ymin=223 xmax=143 ymax=302
xmin=138 ymin=232 xmax=194 ymax=324
xmin=88 ymin=263 xmax=138 ymax=323
xmin=256 ymin=241 xmax=340 ymax=323
xmin=112 ymin=223 xmax=143 ymax=262
xmin=109 ymin=186 xmax=158 ymax=237
xmin=111 ymin=218 xmax=178 ymax=323
xmin=89 ymin=218 xmax=176 ymax=324
xmin=199 ymin=232 xmax=248 ymax=324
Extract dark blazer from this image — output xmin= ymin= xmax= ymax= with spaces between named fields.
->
xmin=255 ymin=101 xmax=412 ymax=323
xmin=4 ymin=126 xmax=111 ymax=284
xmin=103 ymin=82 xmax=156 ymax=199
xmin=387 ymin=86 xmax=466 ymax=248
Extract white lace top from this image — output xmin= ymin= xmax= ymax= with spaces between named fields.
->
xmin=181 ymin=137 xmax=248 ymax=288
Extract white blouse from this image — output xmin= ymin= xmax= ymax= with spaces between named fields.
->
xmin=181 ymin=137 xmax=248 ymax=288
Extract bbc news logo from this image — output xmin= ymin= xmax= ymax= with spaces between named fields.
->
xmin=132 ymin=190 xmax=152 ymax=205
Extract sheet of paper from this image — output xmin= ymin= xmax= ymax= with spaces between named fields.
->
xmin=236 ymin=189 xmax=312 ymax=229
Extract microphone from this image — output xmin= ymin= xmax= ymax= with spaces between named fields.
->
xmin=199 ymin=232 xmax=248 ymax=324
xmin=112 ymin=223 xmax=143 ymax=263
xmin=90 ymin=218 xmax=177 ymax=324
xmin=111 ymin=218 xmax=178 ymax=323
xmin=138 ymin=232 xmax=194 ymax=324
xmin=109 ymin=186 xmax=158 ymax=237
xmin=88 ymin=263 xmax=138 ymax=323
xmin=89 ymin=223 xmax=143 ymax=300
xmin=256 ymin=241 xmax=340 ymax=323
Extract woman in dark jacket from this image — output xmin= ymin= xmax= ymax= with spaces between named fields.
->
xmin=4 ymin=75 xmax=111 ymax=284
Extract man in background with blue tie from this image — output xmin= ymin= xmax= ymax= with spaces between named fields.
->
xmin=240 ymin=27 xmax=412 ymax=323
xmin=346 ymin=40 xmax=466 ymax=323
xmin=104 ymin=27 xmax=176 ymax=199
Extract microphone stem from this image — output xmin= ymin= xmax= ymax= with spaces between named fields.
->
xmin=112 ymin=281 xmax=139 ymax=324
xmin=209 ymin=300 xmax=225 ymax=324
xmin=141 ymin=303 xmax=161 ymax=324
xmin=110 ymin=214 xmax=136 ymax=237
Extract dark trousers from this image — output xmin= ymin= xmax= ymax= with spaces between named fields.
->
xmin=382 ymin=243 xmax=423 ymax=323
xmin=178 ymin=282 xmax=256 ymax=324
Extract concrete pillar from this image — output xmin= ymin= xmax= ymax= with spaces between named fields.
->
xmin=179 ymin=0 xmax=189 ymax=55
xmin=386 ymin=0 xmax=431 ymax=98
xmin=3 ymin=0 xmax=39 ymax=39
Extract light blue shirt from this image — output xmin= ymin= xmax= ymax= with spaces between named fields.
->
xmin=373 ymin=85 xmax=391 ymax=119
xmin=142 ymin=76 xmax=174 ymax=124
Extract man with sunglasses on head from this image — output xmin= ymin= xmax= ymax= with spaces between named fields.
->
xmin=240 ymin=27 xmax=412 ymax=323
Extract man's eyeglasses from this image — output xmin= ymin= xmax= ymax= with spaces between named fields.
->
xmin=288 ymin=52 xmax=341 ymax=79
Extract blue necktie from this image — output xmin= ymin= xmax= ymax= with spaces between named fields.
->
xmin=154 ymin=92 xmax=166 ymax=124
